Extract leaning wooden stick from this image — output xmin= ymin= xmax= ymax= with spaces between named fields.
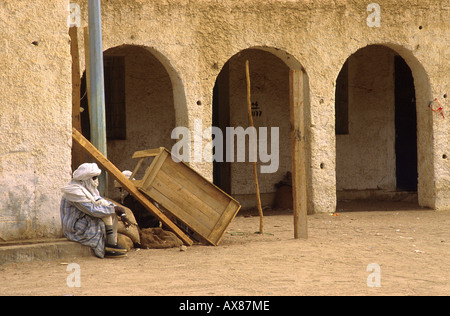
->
xmin=245 ymin=60 xmax=264 ymax=234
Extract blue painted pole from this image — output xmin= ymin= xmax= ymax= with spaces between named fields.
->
xmin=88 ymin=0 xmax=108 ymax=196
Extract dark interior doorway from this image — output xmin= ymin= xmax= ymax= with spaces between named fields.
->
xmin=212 ymin=62 xmax=231 ymax=195
xmin=395 ymin=55 xmax=418 ymax=191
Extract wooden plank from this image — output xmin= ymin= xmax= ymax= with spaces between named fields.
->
xmin=289 ymin=70 xmax=308 ymax=239
xmin=208 ymin=200 xmax=241 ymax=244
xmin=161 ymin=157 xmax=229 ymax=214
xmin=164 ymin=148 xmax=233 ymax=207
xmin=141 ymin=149 xmax=168 ymax=188
xmin=166 ymin=148 xmax=236 ymax=202
xmin=83 ymin=26 xmax=91 ymax=121
xmin=69 ymin=27 xmax=82 ymax=132
xmin=147 ymin=186 xmax=214 ymax=241
xmin=129 ymin=158 xmax=144 ymax=181
xmin=132 ymin=148 xmax=164 ymax=159
xmin=69 ymin=27 xmax=84 ymax=171
xmin=155 ymin=160 xmax=240 ymax=245
xmin=154 ymin=169 xmax=219 ymax=226
xmin=71 ymin=128 xmax=193 ymax=246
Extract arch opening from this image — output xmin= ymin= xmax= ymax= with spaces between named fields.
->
xmin=78 ymin=45 xmax=185 ymax=199
xmin=335 ymin=44 xmax=432 ymax=207
xmin=212 ymin=47 xmax=307 ymax=211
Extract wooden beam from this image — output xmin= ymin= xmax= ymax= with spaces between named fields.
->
xmin=69 ymin=27 xmax=84 ymax=170
xmin=132 ymin=148 xmax=164 ymax=159
xmin=72 ymin=128 xmax=194 ymax=246
xmin=69 ymin=27 xmax=82 ymax=131
xmin=83 ymin=26 xmax=91 ymax=121
xmin=289 ymin=70 xmax=308 ymax=239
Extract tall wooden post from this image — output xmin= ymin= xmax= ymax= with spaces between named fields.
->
xmin=88 ymin=0 xmax=108 ymax=196
xmin=69 ymin=27 xmax=83 ymax=171
xmin=83 ymin=26 xmax=91 ymax=122
xmin=290 ymin=70 xmax=308 ymax=239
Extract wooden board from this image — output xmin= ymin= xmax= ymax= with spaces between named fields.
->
xmin=289 ymin=70 xmax=308 ymax=239
xmin=69 ymin=27 xmax=85 ymax=171
xmin=72 ymin=128 xmax=193 ymax=246
xmin=135 ymin=148 xmax=241 ymax=246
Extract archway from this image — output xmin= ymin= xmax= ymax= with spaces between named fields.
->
xmin=335 ymin=44 xmax=431 ymax=207
xmin=212 ymin=47 xmax=306 ymax=213
xmin=79 ymin=45 xmax=180 ymax=198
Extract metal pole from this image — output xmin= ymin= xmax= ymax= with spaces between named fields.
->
xmin=88 ymin=0 xmax=108 ymax=196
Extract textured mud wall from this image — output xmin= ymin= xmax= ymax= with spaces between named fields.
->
xmin=74 ymin=0 xmax=446 ymax=212
xmin=1 ymin=0 xmax=449 ymax=240
xmin=0 ymin=0 xmax=72 ymax=240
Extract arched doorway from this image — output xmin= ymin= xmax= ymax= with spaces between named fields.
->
xmin=79 ymin=45 xmax=178 ymax=198
xmin=335 ymin=44 xmax=425 ymax=204
xmin=212 ymin=47 xmax=306 ymax=212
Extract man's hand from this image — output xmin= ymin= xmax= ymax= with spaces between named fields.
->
xmin=114 ymin=206 xmax=132 ymax=228
xmin=121 ymin=215 xmax=133 ymax=228
xmin=114 ymin=205 xmax=126 ymax=216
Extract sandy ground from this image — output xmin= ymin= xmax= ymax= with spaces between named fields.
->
xmin=0 ymin=201 xmax=448 ymax=296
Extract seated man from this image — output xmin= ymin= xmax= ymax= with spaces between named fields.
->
xmin=60 ymin=163 xmax=131 ymax=258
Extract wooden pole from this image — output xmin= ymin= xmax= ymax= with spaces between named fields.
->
xmin=245 ymin=60 xmax=264 ymax=234
xmin=69 ymin=27 xmax=82 ymax=132
xmin=69 ymin=27 xmax=84 ymax=171
xmin=83 ymin=26 xmax=91 ymax=122
xmin=289 ymin=70 xmax=308 ymax=239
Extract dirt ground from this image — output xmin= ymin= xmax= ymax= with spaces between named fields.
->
xmin=0 ymin=200 xmax=448 ymax=296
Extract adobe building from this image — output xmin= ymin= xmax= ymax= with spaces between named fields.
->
xmin=0 ymin=0 xmax=448 ymax=241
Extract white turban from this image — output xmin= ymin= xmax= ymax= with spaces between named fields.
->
xmin=62 ymin=163 xmax=103 ymax=203
xmin=72 ymin=163 xmax=101 ymax=181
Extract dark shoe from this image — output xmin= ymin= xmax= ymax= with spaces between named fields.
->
xmin=105 ymin=251 xmax=127 ymax=258
xmin=106 ymin=243 xmax=127 ymax=253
